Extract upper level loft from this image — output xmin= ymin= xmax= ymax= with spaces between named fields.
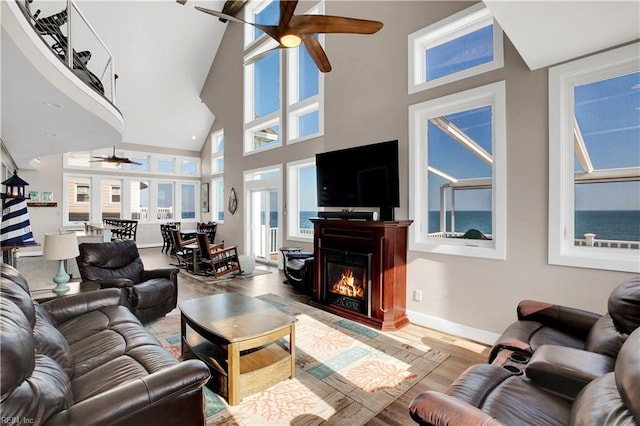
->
xmin=1 ymin=0 xmax=123 ymax=170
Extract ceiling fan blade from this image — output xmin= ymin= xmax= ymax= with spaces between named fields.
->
xmin=243 ymin=46 xmax=281 ymax=66
xmin=279 ymin=0 xmax=298 ymax=31
xmin=302 ymin=34 xmax=331 ymax=73
xmin=290 ymin=15 xmax=383 ymax=35
xmin=176 ymin=0 xmax=187 ymax=4
xmin=195 ymin=6 xmax=281 ymax=41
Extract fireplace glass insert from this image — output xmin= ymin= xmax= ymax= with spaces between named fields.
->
xmin=322 ymin=248 xmax=372 ymax=316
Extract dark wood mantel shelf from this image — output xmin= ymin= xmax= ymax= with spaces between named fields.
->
xmin=310 ymin=218 xmax=413 ymax=331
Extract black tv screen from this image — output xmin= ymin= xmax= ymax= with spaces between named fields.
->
xmin=315 ymin=140 xmax=400 ymax=209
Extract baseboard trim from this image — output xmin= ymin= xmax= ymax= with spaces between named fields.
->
xmin=407 ymin=309 xmax=500 ymax=346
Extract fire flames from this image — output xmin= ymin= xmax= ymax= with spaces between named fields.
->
xmin=331 ymin=269 xmax=365 ymax=299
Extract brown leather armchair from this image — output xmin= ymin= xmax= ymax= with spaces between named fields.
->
xmin=76 ymin=240 xmax=179 ymax=323
xmin=409 ymin=327 xmax=640 ymax=425
xmin=489 ymin=276 xmax=640 ymax=364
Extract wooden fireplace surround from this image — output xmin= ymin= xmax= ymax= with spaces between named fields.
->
xmin=310 ymin=218 xmax=412 ymax=331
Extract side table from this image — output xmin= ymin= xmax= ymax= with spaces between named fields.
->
xmin=31 ymin=281 xmax=101 ymax=303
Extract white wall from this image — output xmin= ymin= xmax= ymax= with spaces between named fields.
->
xmin=199 ymin=1 xmax=636 ymax=344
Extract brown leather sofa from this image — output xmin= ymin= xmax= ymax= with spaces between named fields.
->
xmin=489 ymin=276 xmax=640 ymax=363
xmin=76 ymin=240 xmax=178 ymax=323
xmin=409 ymin=327 xmax=640 ymax=425
xmin=0 ymin=263 xmax=211 ymax=425
xmin=409 ymin=276 xmax=640 ymax=425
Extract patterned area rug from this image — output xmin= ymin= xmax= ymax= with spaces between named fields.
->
xmin=145 ymin=293 xmax=448 ymax=425
xmin=179 ymin=266 xmax=272 ymax=285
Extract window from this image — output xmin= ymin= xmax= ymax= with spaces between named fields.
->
xmin=408 ymin=3 xmax=503 ymax=94
xmin=211 ymin=130 xmax=224 ymax=174
xmin=244 ymin=0 xmax=324 ymax=154
xmin=157 ymin=158 xmax=175 ymax=173
xmin=244 ymin=48 xmax=281 ymax=154
xmin=181 ymin=183 xmax=197 ymax=219
xmin=287 ymin=4 xmax=323 ymax=142
xmin=181 ymin=160 xmax=198 ymax=175
xmin=75 ymin=183 xmax=90 ymax=203
xmin=409 ymin=81 xmax=506 ymax=259
xmin=287 ymin=159 xmax=318 ymax=240
xmin=109 ymin=185 xmax=121 ymax=203
xmin=130 ymin=180 xmax=149 ymax=221
xmin=549 ymin=42 xmax=639 ymax=273
xmin=211 ymin=177 xmax=225 ymax=222
xmin=157 ymin=182 xmax=174 ymax=220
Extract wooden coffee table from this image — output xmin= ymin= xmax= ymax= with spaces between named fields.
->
xmin=179 ymin=293 xmax=297 ymax=405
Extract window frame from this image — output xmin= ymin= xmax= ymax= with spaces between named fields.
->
xmin=211 ymin=176 xmax=225 ymax=223
xmin=409 ymin=80 xmax=507 ymax=259
xmin=408 ymin=3 xmax=504 ymax=94
xmin=286 ymin=158 xmax=317 ymax=242
xmin=549 ymin=42 xmax=640 ymax=273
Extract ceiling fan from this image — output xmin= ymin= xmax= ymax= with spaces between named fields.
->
xmin=194 ymin=0 xmax=383 ymax=72
xmin=90 ymin=147 xmax=142 ymax=165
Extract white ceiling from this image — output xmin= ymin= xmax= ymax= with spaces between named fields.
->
xmin=2 ymin=1 xmax=639 ymax=169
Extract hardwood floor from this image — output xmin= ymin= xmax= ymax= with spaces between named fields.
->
xmin=12 ymin=245 xmax=490 ymax=424
xmin=147 ymin=247 xmax=492 ymax=425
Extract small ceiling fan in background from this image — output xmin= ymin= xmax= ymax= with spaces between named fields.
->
xmin=90 ymin=147 xmax=141 ymax=165
xmin=186 ymin=0 xmax=383 ymax=72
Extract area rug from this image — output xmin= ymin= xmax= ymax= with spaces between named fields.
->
xmin=179 ymin=266 xmax=272 ymax=285
xmin=145 ymin=293 xmax=448 ymax=426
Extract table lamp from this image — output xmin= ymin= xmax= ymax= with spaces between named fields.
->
xmin=43 ymin=232 xmax=80 ymax=294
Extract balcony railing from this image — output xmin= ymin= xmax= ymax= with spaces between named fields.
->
xmin=575 ymin=233 xmax=639 ymax=250
xmin=18 ymin=0 xmax=116 ymax=102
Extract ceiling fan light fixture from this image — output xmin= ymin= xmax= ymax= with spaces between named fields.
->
xmin=280 ymin=33 xmax=302 ymax=48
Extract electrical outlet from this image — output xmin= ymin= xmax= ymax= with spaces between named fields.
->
xmin=413 ymin=290 xmax=423 ymax=302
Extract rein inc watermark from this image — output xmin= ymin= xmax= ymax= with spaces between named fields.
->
xmin=1 ymin=417 xmax=35 ymax=425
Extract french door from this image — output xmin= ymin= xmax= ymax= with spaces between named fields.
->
xmin=244 ymin=166 xmax=282 ymax=265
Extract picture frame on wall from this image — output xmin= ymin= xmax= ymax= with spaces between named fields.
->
xmin=28 ymin=190 xmax=40 ymax=201
xmin=42 ymin=191 xmax=53 ymax=202
xmin=201 ymin=183 xmax=209 ymax=213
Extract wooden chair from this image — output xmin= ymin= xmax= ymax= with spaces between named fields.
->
xmin=195 ymin=232 xmax=242 ymax=278
xmin=171 ymin=229 xmax=197 ymax=269
xmin=197 ymin=222 xmax=218 ymax=244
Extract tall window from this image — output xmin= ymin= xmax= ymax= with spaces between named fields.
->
xmin=157 ymin=183 xmax=174 ymax=220
xmin=211 ymin=130 xmax=225 ymax=222
xmin=244 ymin=0 xmax=323 ymax=154
xmin=549 ymin=42 xmax=639 ymax=273
xmin=408 ymin=3 xmax=503 ymax=94
xmin=181 ymin=183 xmax=197 ymax=219
xmin=409 ymin=81 xmax=506 ymax=259
xmin=130 ymin=180 xmax=149 ymax=221
xmin=102 ymin=179 xmax=122 ymax=218
xmin=287 ymin=159 xmax=318 ymax=240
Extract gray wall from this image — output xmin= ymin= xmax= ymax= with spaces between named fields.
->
xmin=199 ymin=1 xmax=635 ymax=342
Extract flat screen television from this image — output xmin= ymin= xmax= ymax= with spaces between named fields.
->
xmin=315 ymin=140 xmax=399 ymax=220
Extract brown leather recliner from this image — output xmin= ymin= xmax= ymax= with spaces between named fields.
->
xmin=76 ymin=240 xmax=179 ymax=323
xmin=489 ymin=276 xmax=640 ymax=363
xmin=409 ymin=327 xmax=640 ymax=425
xmin=0 ymin=263 xmax=211 ymax=425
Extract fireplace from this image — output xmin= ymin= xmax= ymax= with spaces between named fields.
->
xmin=322 ymin=248 xmax=372 ymax=316
xmin=310 ymin=219 xmax=412 ymax=331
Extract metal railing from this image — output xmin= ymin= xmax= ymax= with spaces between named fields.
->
xmin=18 ymin=0 xmax=116 ymax=102
xmin=575 ymin=233 xmax=639 ymax=249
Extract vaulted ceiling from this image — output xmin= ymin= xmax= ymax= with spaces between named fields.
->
xmin=2 ymin=1 xmax=638 ymax=169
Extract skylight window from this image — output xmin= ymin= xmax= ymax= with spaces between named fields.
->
xmin=408 ymin=3 xmax=503 ymax=94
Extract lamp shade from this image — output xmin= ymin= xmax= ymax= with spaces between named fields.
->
xmin=43 ymin=232 xmax=80 ymax=261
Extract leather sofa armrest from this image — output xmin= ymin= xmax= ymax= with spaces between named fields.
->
xmin=409 ymin=391 xmax=505 ymax=426
xmin=43 ymin=360 xmax=211 ymax=426
xmin=142 ymin=267 xmax=179 ymax=283
xmin=525 ymin=344 xmax=615 ymax=399
xmin=42 ymin=288 xmax=122 ymax=325
xmin=517 ymin=300 xmax=601 ymax=338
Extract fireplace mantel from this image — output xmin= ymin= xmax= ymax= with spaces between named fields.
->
xmin=310 ymin=219 xmax=412 ymax=331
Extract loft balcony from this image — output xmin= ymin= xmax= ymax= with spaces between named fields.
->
xmin=1 ymin=0 xmax=123 ymax=169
